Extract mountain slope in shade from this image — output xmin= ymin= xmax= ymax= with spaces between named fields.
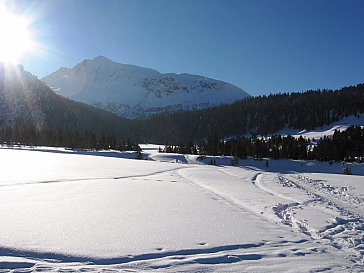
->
xmin=42 ymin=56 xmax=250 ymax=118
xmin=0 ymin=63 xmax=130 ymax=138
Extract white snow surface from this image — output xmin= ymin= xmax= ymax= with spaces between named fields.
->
xmin=271 ymin=114 xmax=364 ymax=139
xmin=42 ymin=56 xmax=249 ymax=118
xmin=0 ymin=144 xmax=363 ymax=272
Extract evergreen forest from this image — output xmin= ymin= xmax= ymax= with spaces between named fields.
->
xmin=162 ymin=126 xmax=364 ymax=163
xmin=135 ymin=84 xmax=364 ymax=144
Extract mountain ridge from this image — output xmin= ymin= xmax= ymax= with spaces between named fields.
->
xmin=42 ymin=56 xmax=250 ymax=118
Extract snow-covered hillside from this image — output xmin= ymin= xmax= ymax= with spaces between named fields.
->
xmin=0 ymin=145 xmax=363 ymax=272
xmin=270 ymin=113 xmax=364 ymax=139
xmin=42 ymin=56 xmax=250 ymax=118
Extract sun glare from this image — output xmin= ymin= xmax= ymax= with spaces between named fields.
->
xmin=0 ymin=7 xmax=34 ymax=64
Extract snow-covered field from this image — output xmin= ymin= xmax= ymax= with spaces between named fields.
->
xmin=0 ymin=145 xmax=363 ymax=272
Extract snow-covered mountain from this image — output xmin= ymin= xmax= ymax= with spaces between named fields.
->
xmin=42 ymin=56 xmax=250 ymax=118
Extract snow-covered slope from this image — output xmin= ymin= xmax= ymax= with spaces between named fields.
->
xmin=42 ymin=56 xmax=250 ymax=118
xmin=0 ymin=145 xmax=363 ymax=272
xmin=270 ymin=114 xmax=364 ymax=139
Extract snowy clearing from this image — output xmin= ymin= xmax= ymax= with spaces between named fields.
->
xmin=0 ymin=145 xmax=363 ymax=272
xmin=272 ymin=113 xmax=364 ymax=139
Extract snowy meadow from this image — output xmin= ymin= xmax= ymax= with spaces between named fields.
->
xmin=0 ymin=145 xmax=363 ymax=272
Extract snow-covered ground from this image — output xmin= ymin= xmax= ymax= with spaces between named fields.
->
xmin=0 ymin=145 xmax=363 ymax=272
xmin=272 ymin=113 xmax=364 ymax=139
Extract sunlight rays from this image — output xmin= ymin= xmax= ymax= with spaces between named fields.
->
xmin=0 ymin=4 xmax=40 ymax=64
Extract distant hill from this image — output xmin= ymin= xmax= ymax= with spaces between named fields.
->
xmin=133 ymin=84 xmax=364 ymax=143
xmin=42 ymin=56 xmax=250 ymax=118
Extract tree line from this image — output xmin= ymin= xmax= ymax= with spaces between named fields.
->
xmin=162 ymin=126 xmax=364 ymax=162
xmin=0 ymin=125 xmax=140 ymax=151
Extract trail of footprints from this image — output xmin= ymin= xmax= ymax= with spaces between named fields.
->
xmin=274 ymin=174 xmax=364 ymax=268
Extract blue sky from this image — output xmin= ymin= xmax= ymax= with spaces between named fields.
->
xmin=18 ymin=0 xmax=364 ymax=96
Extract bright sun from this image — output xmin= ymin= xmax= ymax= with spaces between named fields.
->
xmin=0 ymin=7 xmax=34 ymax=63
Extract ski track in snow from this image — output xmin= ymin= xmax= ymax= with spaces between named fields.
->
xmin=0 ymin=147 xmax=363 ymax=272
xmin=0 ymin=166 xmax=189 ymax=188
xmin=252 ymin=173 xmax=276 ymax=197
xmin=203 ymin=166 xmax=364 ymax=270
xmin=0 ymin=238 xmax=329 ymax=273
